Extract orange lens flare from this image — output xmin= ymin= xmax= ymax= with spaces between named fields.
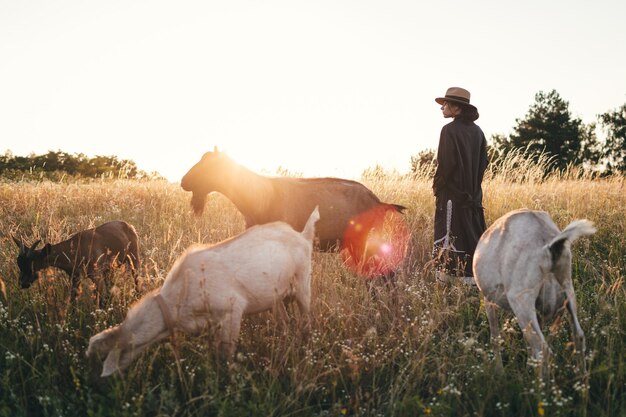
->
xmin=341 ymin=206 xmax=410 ymax=279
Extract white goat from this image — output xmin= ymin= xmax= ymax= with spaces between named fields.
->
xmin=473 ymin=209 xmax=595 ymax=377
xmin=87 ymin=207 xmax=320 ymax=377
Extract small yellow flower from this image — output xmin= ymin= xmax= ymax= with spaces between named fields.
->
xmin=538 ymin=401 xmax=545 ymax=416
xmin=424 ymin=407 xmax=432 ymax=415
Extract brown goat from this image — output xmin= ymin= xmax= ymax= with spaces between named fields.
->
xmin=13 ymin=220 xmax=140 ymax=303
xmin=181 ymin=150 xmax=406 ymax=266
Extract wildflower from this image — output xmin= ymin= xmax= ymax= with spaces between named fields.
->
xmin=37 ymin=396 xmax=51 ymax=406
xmin=461 ymin=337 xmax=476 ymax=348
xmin=538 ymin=401 xmax=545 ymax=416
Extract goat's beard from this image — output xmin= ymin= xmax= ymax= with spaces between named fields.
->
xmin=191 ymin=192 xmax=207 ymax=216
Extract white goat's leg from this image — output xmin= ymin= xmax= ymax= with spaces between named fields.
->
xmin=563 ymin=279 xmax=586 ymax=374
xmin=294 ymin=267 xmax=312 ymax=338
xmin=217 ymin=308 xmax=243 ymax=363
xmin=295 ymin=290 xmax=312 ymax=339
xmin=485 ymin=301 xmax=503 ymax=371
xmin=272 ymin=299 xmax=290 ymax=335
xmin=563 ymin=280 xmax=585 ymax=354
xmin=508 ymin=294 xmax=550 ymax=378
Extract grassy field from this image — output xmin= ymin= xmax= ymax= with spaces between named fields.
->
xmin=0 ymin=166 xmax=624 ymax=417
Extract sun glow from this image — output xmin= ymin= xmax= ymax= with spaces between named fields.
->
xmin=341 ymin=207 xmax=410 ymax=279
xmin=208 ymin=140 xmax=383 ymax=181
xmin=227 ymin=147 xmax=355 ymax=179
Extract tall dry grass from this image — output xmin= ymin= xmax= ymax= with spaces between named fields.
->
xmin=0 ymin=160 xmax=624 ymax=417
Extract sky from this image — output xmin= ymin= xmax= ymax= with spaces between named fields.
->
xmin=1 ymin=0 xmax=625 ymax=182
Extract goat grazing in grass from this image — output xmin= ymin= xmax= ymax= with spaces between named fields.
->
xmin=473 ymin=209 xmax=595 ymax=378
xmin=13 ymin=220 xmax=140 ymax=303
xmin=87 ymin=207 xmax=320 ymax=377
xmin=180 ymin=149 xmax=408 ymax=280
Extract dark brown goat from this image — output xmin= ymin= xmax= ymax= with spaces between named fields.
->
xmin=180 ymin=150 xmax=407 ymax=277
xmin=13 ymin=220 xmax=140 ymax=303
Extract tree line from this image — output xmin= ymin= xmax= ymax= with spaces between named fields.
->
xmin=3 ymin=90 xmax=624 ymax=181
xmin=0 ymin=150 xmax=161 ymax=180
xmin=412 ymin=89 xmax=626 ymax=176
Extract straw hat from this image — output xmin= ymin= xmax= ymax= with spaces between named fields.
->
xmin=435 ymin=87 xmax=477 ymax=110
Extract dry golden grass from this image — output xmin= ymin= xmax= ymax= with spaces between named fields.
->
xmin=0 ymin=166 xmax=624 ymax=416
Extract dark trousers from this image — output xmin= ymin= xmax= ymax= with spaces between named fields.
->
xmin=433 ymin=198 xmax=486 ymax=277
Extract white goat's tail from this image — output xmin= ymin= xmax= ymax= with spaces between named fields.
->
xmin=301 ymin=206 xmax=320 ymax=242
xmin=547 ymin=219 xmax=596 ymax=263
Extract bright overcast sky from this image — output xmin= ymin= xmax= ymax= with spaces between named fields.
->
xmin=1 ymin=0 xmax=625 ymax=181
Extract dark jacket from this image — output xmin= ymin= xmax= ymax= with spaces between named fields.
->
xmin=433 ymin=118 xmax=488 ymax=208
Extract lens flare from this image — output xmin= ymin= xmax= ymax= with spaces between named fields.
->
xmin=340 ymin=206 xmax=410 ymax=279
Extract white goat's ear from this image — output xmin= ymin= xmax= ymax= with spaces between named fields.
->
xmin=86 ymin=326 xmax=122 ymax=357
xmin=101 ymin=348 xmax=122 ymax=377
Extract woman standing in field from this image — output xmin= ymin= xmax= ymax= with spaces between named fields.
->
xmin=432 ymin=87 xmax=488 ymax=284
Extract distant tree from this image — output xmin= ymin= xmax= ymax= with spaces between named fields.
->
xmin=0 ymin=150 xmax=155 ymax=180
xmin=578 ymin=122 xmax=602 ymax=171
xmin=62 ymin=152 xmax=86 ymax=175
xmin=491 ymin=90 xmax=600 ymax=172
xmin=598 ymin=103 xmax=626 ymax=174
xmin=14 ymin=154 xmax=35 ymax=172
xmin=33 ymin=151 xmax=73 ymax=173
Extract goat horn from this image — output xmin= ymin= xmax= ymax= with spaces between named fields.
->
xmin=27 ymin=239 xmax=42 ymax=257
xmin=12 ymin=235 xmax=25 ymax=253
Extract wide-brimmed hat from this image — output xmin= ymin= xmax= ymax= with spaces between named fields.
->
xmin=435 ymin=87 xmax=476 ymax=110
